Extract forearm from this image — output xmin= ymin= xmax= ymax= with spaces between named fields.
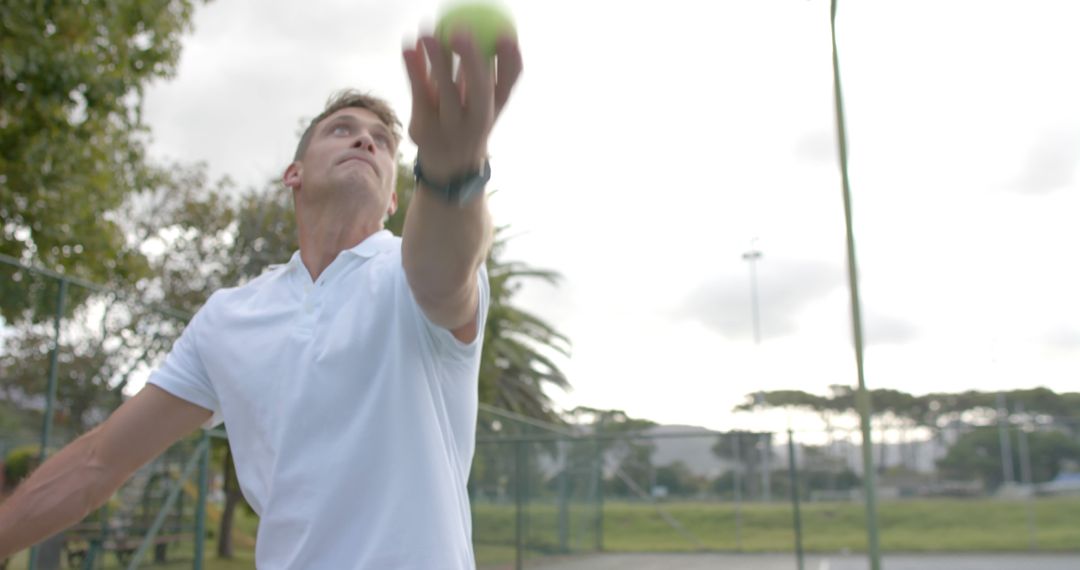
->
xmin=401 ymin=183 xmax=493 ymax=328
xmin=0 ymin=429 xmax=112 ymax=557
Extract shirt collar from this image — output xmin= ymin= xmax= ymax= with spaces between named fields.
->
xmin=343 ymin=229 xmax=397 ymax=259
xmin=285 ymin=229 xmax=397 ymax=273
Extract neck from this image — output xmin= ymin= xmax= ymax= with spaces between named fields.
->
xmin=295 ymin=203 xmax=383 ymax=282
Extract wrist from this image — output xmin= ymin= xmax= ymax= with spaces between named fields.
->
xmin=413 ymin=156 xmax=491 ymax=207
xmin=414 ymin=153 xmax=487 ymax=188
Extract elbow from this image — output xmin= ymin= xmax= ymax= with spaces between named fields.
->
xmin=81 ymin=428 xmax=121 ymax=515
xmin=410 ymin=271 xmax=477 ymax=316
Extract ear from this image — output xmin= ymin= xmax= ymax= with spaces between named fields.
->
xmin=283 ymin=161 xmax=302 ymax=191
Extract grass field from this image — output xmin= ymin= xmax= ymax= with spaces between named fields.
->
xmin=5 ymin=497 xmax=1077 ymax=569
xmin=473 ymin=497 xmax=1080 ymax=566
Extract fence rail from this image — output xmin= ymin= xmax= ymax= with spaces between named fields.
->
xmin=3 ymin=251 xmax=1079 ymax=570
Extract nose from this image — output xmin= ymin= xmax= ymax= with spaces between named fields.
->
xmin=350 ymin=131 xmax=376 ymax=153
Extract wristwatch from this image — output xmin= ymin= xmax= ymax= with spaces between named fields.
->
xmin=413 ymin=157 xmax=491 ymax=207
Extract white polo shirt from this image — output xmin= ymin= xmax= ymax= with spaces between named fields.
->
xmin=148 ymin=230 xmax=488 ymax=569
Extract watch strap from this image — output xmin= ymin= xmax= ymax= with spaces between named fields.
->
xmin=413 ymin=158 xmax=491 ymax=206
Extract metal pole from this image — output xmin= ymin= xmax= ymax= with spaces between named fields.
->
xmin=557 ymin=440 xmax=569 ymax=553
xmin=742 ymin=246 xmax=763 ymax=345
xmin=787 ymin=429 xmax=805 ymax=570
xmin=126 ymin=439 xmax=207 ymax=570
xmin=997 ymin=392 xmax=1016 ymax=485
xmin=732 ymin=433 xmax=743 ymax=551
xmin=744 ymin=247 xmax=772 ymax=503
xmin=515 ymin=440 xmax=525 ymax=570
xmin=761 ymin=432 xmax=771 ymax=503
xmin=594 ymin=436 xmax=604 ymax=552
xmin=195 ymin=431 xmax=210 ymax=570
xmin=29 ymin=278 xmax=68 ymax=570
xmin=829 ymin=2 xmax=882 ymax=568
xmin=1015 ymin=403 xmax=1037 ymax=551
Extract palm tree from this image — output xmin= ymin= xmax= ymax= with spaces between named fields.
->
xmin=386 ymin=165 xmax=571 ymax=421
xmin=479 ymin=233 xmax=569 ymax=421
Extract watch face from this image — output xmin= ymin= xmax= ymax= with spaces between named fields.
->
xmin=453 ymin=160 xmax=491 ymax=206
xmin=456 ymin=178 xmax=486 ymax=206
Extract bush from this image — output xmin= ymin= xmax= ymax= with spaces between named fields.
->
xmin=4 ymin=444 xmax=41 ymax=487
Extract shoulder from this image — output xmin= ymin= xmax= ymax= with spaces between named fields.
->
xmin=194 ymin=262 xmax=294 ymax=323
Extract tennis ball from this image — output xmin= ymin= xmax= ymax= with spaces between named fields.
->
xmin=435 ymin=2 xmax=517 ymax=59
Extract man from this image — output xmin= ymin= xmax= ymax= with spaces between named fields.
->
xmin=0 ymin=29 xmax=522 ymax=569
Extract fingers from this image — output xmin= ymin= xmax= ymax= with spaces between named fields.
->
xmin=403 ymin=39 xmax=436 ymax=123
xmin=421 ymin=35 xmax=462 ymax=117
xmin=454 ymin=61 xmax=467 ymax=103
xmin=450 ymin=31 xmax=495 ymax=120
xmin=494 ymin=36 xmax=523 ymax=116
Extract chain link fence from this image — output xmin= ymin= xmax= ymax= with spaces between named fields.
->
xmin=3 ymin=254 xmax=1079 ymax=570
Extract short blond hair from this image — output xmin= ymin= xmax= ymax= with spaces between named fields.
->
xmin=293 ymin=89 xmax=403 ymax=161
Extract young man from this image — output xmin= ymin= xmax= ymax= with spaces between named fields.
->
xmin=0 ymin=30 xmax=522 ymax=569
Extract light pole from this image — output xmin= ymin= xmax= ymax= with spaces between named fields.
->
xmin=742 ymin=243 xmax=771 ymax=502
xmin=742 ymin=244 xmax=762 ymax=345
xmin=830 ymin=1 xmax=882 ymax=566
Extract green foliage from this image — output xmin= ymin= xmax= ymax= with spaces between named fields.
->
xmin=479 ymin=233 xmax=570 ymax=421
xmin=741 ymin=386 xmax=1080 ymax=428
xmin=653 ymin=461 xmax=706 ymax=497
xmin=937 ymin=427 xmax=1080 ymax=489
xmin=472 ymin=498 xmax=1080 ymax=554
xmin=3 ymin=444 xmax=40 ymax=487
xmin=605 ymin=440 xmax=657 ymax=497
xmin=0 ymin=0 xmax=203 ymax=321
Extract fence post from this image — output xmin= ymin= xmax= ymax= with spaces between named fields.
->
xmin=761 ymin=432 xmax=772 ymax=502
xmin=787 ymin=429 xmax=805 ymax=570
xmin=593 ymin=435 xmax=604 ymax=552
xmin=557 ymin=440 xmax=569 ymax=553
xmin=1015 ymin=404 xmax=1037 ymax=552
xmin=514 ymin=439 xmax=525 ymax=570
xmin=997 ymin=393 xmax=1016 ymax=485
xmin=195 ymin=431 xmax=210 ymax=570
xmin=29 ymin=278 xmax=68 ymax=570
xmin=125 ymin=438 xmax=207 ymax=570
xmin=732 ymin=433 xmax=743 ymax=551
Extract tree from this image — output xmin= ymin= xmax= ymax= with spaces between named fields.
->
xmin=937 ymin=427 xmax=1080 ymax=489
xmin=1 ymin=0 xmax=202 ymax=321
xmin=389 ymin=171 xmax=571 ymax=421
xmin=606 ymin=440 xmax=657 ymax=497
xmin=654 ymin=461 xmax=705 ymax=498
xmin=560 ymin=407 xmax=657 ymax=498
xmin=711 ymin=430 xmax=774 ymax=498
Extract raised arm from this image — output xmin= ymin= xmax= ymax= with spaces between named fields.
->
xmin=0 ymin=385 xmax=211 ymax=558
xmin=400 ymin=31 xmax=522 ymax=342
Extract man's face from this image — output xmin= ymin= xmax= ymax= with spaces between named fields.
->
xmin=288 ymin=107 xmax=397 ymax=213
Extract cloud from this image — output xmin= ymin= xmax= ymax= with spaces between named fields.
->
xmin=1010 ymin=132 xmax=1080 ymax=195
xmin=794 ymin=131 xmax=837 ymax=163
xmin=678 ymin=260 xmax=843 ymax=340
xmin=1044 ymin=327 xmax=1080 ymax=351
xmin=864 ymin=312 xmax=918 ymax=345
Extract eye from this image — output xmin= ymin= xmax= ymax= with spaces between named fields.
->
xmin=374 ymin=134 xmax=391 ymax=148
xmin=332 ymin=124 xmax=350 ymax=136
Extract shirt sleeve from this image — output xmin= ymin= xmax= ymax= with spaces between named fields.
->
xmin=147 ymin=298 xmax=224 ymax=428
xmin=401 ymin=263 xmax=491 ymax=363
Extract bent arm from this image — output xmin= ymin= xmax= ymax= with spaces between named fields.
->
xmin=402 ymin=184 xmax=493 ymax=342
xmin=0 ymin=385 xmax=211 ymax=557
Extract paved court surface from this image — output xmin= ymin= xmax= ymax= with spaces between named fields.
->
xmin=521 ymin=552 xmax=1080 ymax=570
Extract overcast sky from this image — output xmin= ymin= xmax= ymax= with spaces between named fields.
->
xmin=139 ymin=0 xmax=1080 ymax=432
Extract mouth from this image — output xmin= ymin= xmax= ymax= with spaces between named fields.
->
xmin=338 ymin=155 xmax=377 ymax=171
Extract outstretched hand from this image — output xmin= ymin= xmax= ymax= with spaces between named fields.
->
xmin=402 ymin=30 xmax=522 ymax=186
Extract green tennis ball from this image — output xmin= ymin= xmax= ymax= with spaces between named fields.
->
xmin=435 ymin=2 xmax=517 ymax=59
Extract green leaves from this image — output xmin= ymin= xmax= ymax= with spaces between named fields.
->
xmin=0 ymin=0 xmax=200 ymax=320
xmin=478 ymin=229 xmax=571 ymax=422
